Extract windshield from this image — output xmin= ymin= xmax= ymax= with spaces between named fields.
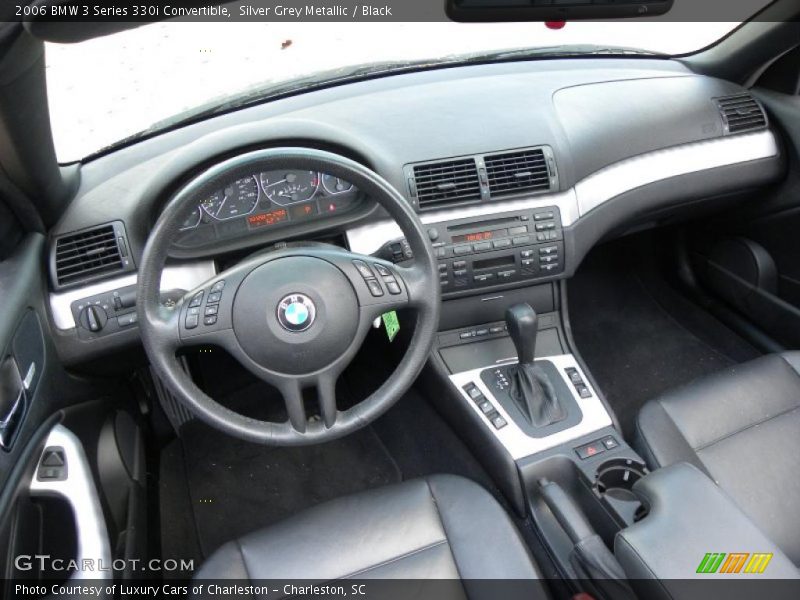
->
xmin=46 ymin=21 xmax=745 ymax=162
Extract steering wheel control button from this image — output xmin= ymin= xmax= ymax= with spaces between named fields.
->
xmin=185 ymin=314 xmax=199 ymax=329
xmin=352 ymin=260 xmax=374 ymax=279
xmin=366 ymin=279 xmax=384 ymax=297
xmin=207 ymin=291 xmax=222 ymax=304
xmin=373 ymin=263 xmax=391 ymax=277
xmin=204 ymin=305 xmax=218 ymax=316
xmin=277 ymin=293 xmax=316 ymax=332
xmin=386 ymin=280 xmax=401 ymax=295
xmin=203 ymin=315 xmax=217 ymax=326
xmin=189 ymin=291 xmax=204 ymax=308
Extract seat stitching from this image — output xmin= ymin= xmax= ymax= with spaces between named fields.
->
xmin=693 ymin=404 xmax=800 ymax=452
xmin=336 ymin=539 xmax=449 ymax=579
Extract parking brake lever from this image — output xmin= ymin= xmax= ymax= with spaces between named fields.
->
xmin=538 ymin=478 xmax=636 ymax=600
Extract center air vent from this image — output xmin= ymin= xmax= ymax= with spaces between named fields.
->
xmin=406 ymin=146 xmax=557 ymax=211
xmin=485 ymin=148 xmax=552 ymax=197
xmin=52 ymin=221 xmax=134 ymax=289
xmin=411 ymin=158 xmax=482 ymax=209
xmin=716 ymin=94 xmax=767 ymax=134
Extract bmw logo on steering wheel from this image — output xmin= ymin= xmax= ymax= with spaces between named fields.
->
xmin=276 ymin=293 xmax=316 ymax=332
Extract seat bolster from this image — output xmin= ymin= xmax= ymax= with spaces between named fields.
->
xmin=194 ymin=540 xmax=250 ymax=580
xmin=780 ymin=351 xmax=800 ymax=374
xmin=427 ymin=475 xmax=542 ymax=580
xmin=635 ymin=400 xmax=708 ymax=474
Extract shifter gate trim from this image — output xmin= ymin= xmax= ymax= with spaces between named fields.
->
xmin=450 ymin=354 xmax=612 ymax=460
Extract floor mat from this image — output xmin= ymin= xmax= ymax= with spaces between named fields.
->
xmin=174 ymin=383 xmax=401 ymax=556
xmin=568 ymin=238 xmax=759 ymax=441
xmin=158 ymin=339 xmax=546 ymax=568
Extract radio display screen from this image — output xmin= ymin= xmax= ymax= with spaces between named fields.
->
xmin=451 ymin=227 xmax=507 ymax=244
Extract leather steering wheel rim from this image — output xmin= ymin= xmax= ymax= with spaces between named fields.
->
xmin=137 ymin=148 xmax=440 ymax=445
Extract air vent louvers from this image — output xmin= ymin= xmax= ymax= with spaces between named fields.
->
xmin=413 ymin=158 xmax=482 ymax=209
xmin=485 ymin=148 xmax=551 ymax=196
xmin=717 ymin=94 xmax=767 ymax=134
xmin=54 ymin=224 xmax=125 ymax=287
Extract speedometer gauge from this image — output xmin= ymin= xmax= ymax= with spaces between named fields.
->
xmin=261 ymin=170 xmax=319 ymax=205
xmin=201 ymin=176 xmax=260 ymax=220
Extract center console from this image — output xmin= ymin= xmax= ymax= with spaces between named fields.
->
xmin=422 ymin=279 xmax=655 ymax=591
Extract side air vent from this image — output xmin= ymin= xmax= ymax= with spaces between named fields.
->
xmin=411 ymin=158 xmax=482 ymax=209
xmin=484 ymin=148 xmax=552 ymax=197
xmin=716 ymin=94 xmax=767 ymax=134
xmin=52 ymin=221 xmax=134 ymax=289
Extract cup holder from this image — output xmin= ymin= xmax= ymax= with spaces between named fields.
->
xmin=593 ymin=458 xmax=649 ymax=524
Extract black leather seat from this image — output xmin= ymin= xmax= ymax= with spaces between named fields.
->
xmin=194 ymin=474 xmax=546 ymax=586
xmin=636 ymin=352 xmax=800 ymax=566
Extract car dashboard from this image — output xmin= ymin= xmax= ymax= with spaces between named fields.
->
xmin=46 ymin=57 xmax=784 ymax=364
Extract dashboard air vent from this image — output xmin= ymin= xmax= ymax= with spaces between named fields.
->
xmin=53 ymin=222 xmax=133 ymax=288
xmin=716 ymin=94 xmax=767 ymax=134
xmin=412 ymin=158 xmax=482 ymax=209
xmin=484 ymin=148 xmax=551 ymax=197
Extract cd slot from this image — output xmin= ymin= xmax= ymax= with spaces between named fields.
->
xmin=473 ymin=255 xmax=515 ymax=271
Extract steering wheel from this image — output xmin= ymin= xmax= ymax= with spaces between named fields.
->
xmin=137 ymin=148 xmax=440 ymax=445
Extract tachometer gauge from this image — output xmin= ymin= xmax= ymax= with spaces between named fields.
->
xmin=261 ymin=170 xmax=319 ymax=205
xmin=179 ymin=206 xmax=203 ymax=231
xmin=321 ymin=174 xmax=354 ymax=195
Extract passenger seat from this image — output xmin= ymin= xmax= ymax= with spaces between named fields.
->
xmin=635 ymin=352 xmax=800 ymax=566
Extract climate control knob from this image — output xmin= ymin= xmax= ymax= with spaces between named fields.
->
xmin=78 ymin=305 xmax=108 ymax=332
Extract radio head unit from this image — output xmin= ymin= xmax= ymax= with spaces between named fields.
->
xmin=378 ymin=206 xmax=564 ymax=296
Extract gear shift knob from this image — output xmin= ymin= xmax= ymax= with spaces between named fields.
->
xmin=505 ymin=303 xmax=538 ymax=365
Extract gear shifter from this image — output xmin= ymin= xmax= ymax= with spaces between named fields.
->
xmin=505 ymin=304 xmax=566 ymax=427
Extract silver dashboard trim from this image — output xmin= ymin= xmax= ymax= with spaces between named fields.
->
xmin=449 ymin=354 xmax=613 ymax=461
xmin=575 ymin=130 xmax=779 ymax=217
xmin=30 ymin=424 xmax=112 ymax=580
xmin=49 ymin=260 xmax=216 ymax=330
xmin=346 ymin=130 xmax=779 ymax=255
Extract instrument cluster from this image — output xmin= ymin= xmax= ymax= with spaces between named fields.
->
xmin=173 ymin=169 xmax=363 ymax=250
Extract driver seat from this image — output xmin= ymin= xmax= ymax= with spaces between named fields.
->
xmin=194 ymin=475 xmax=548 ymax=585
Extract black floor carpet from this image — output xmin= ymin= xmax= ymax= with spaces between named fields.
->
xmin=568 ymin=237 xmax=760 ymax=441
xmin=158 ymin=377 xmax=507 ymax=560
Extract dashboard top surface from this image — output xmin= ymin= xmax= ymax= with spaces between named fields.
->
xmin=55 ymin=58 xmax=743 ymax=252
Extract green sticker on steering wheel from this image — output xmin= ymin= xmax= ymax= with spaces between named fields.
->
xmin=382 ymin=311 xmax=400 ymax=342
